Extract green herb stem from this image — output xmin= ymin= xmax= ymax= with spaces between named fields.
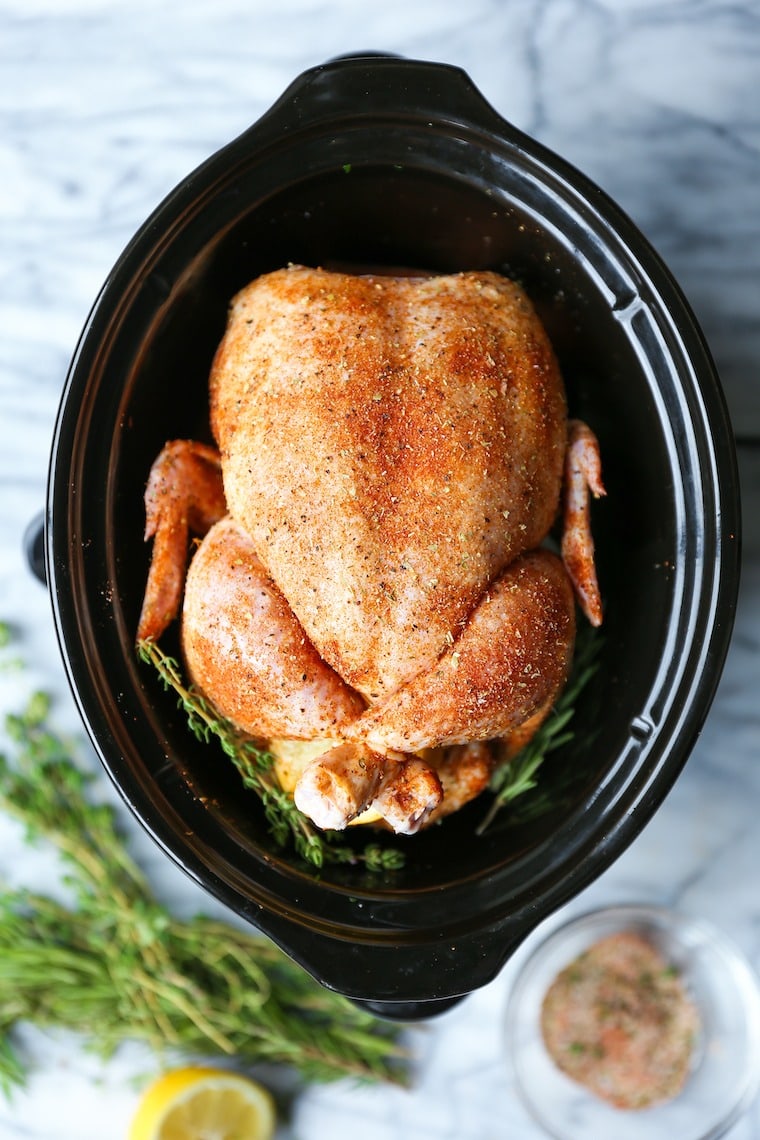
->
xmin=0 ymin=688 xmax=408 ymax=1096
xmin=477 ymin=622 xmax=601 ymax=834
xmin=136 ymin=638 xmax=405 ymax=871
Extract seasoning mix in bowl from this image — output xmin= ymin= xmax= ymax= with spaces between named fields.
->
xmin=540 ymin=929 xmax=700 ymax=1109
xmin=505 ymin=905 xmax=760 ymax=1139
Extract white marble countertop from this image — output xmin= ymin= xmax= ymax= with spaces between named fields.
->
xmin=2 ymin=2 xmax=760 ymax=1137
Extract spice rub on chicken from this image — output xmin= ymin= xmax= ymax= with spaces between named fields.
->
xmin=137 ymin=265 xmax=605 ymax=834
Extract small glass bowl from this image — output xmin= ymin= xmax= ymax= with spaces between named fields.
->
xmin=504 ymin=905 xmax=760 ymax=1140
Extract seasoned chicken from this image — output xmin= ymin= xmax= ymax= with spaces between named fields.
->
xmin=137 ymin=265 xmax=604 ymax=834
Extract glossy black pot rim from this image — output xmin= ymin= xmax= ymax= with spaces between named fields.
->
xmin=44 ymin=55 xmax=740 ymax=1008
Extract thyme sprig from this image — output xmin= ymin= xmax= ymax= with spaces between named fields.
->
xmin=0 ymin=685 xmax=408 ymax=1097
xmin=136 ymin=639 xmax=405 ymax=872
xmin=477 ymin=623 xmax=602 ymax=834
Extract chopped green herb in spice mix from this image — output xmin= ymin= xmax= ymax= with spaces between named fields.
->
xmin=540 ymin=931 xmax=701 ymax=1110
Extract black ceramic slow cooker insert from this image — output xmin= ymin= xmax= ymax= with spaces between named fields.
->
xmin=42 ymin=55 xmax=740 ymax=1018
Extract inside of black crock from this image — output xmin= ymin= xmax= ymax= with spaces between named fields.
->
xmin=101 ymin=160 xmax=681 ymax=898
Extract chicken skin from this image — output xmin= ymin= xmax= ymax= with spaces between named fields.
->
xmin=138 ymin=266 xmax=604 ymax=834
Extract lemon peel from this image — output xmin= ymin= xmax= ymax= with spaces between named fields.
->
xmin=128 ymin=1066 xmax=276 ymax=1140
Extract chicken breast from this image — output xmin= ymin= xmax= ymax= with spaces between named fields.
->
xmin=209 ymin=265 xmax=567 ymax=701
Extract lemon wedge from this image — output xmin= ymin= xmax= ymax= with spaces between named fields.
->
xmin=128 ymin=1066 xmax=276 ymax=1140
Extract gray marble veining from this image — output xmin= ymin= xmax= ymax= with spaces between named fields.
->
xmin=1 ymin=2 xmax=759 ymax=1136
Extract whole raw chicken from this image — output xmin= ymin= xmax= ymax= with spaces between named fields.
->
xmin=137 ymin=265 xmax=604 ymax=834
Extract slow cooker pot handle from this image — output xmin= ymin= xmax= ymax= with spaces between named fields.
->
xmin=249 ymin=53 xmax=517 ymax=145
xmin=24 ymin=511 xmax=47 ymax=585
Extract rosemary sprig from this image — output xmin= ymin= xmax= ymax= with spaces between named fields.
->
xmin=0 ymin=621 xmax=22 ymax=673
xmin=477 ymin=623 xmax=602 ymax=834
xmin=0 ymin=685 xmax=408 ymax=1097
xmin=136 ymin=639 xmax=405 ymax=872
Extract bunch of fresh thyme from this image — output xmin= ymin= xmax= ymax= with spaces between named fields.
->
xmin=0 ymin=665 xmax=407 ymax=1098
xmin=137 ymin=639 xmax=405 ymax=871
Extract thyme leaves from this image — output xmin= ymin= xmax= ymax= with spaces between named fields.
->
xmin=136 ymin=639 xmax=405 ymax=872
xmin=0 ymin=677 xmax=408 ymax=1096
xmin=478 ymin=623 xmax=602 ymax=834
